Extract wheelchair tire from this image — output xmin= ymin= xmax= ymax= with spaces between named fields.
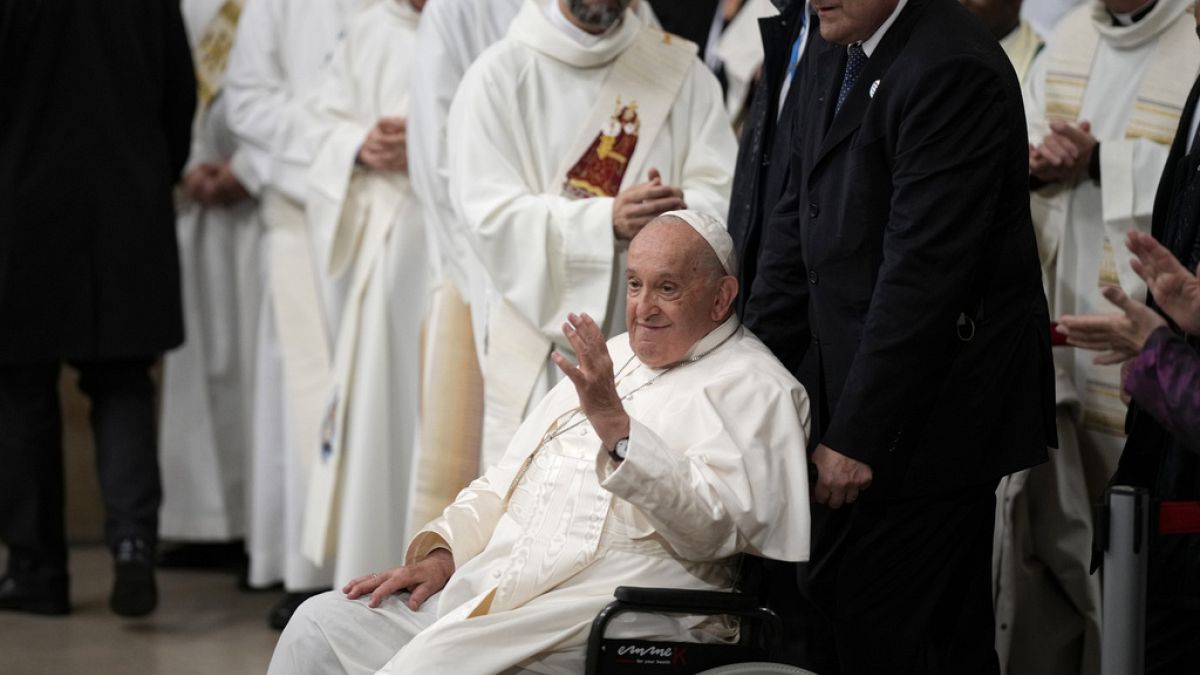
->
xmin=695 ymin=664 xmax=818 ymax=675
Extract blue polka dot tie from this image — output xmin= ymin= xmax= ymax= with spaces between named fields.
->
xmin=836 ymin=44 xmax=868 ymax=116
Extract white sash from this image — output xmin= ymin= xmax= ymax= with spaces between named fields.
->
xmin=302 ymin=174 xmax=407 ymax=564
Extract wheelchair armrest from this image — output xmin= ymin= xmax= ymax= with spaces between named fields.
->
xmin=585 ymin=587 xmax=783 ymax=675
xmin=613 ymin=586 xmax=761 ymax=613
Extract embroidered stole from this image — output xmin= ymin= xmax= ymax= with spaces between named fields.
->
xmin=1042 ymin=6 xmax=1196 ymax=146
xmin=194 ymin=0 xmax=244 ymax=107
xmin=554 ymin=26 xmax=697 ymax=200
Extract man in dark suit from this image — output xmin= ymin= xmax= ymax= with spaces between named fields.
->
xmin=646 ymin=0 xmax=723 ymax=59
xmin=0 ymin=1 xmax=195 ymax=617
xmin=744 ymin=0 xmax=1056 ymax=671
xmin=728 ymin=0 xmax=809 ymax=318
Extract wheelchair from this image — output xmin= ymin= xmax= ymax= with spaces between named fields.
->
xmin=583 ymin=557 xmax=817 ymax=675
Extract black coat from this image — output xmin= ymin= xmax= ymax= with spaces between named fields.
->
xmin=744 ymin=0 xmax=1055 ymax=498
xmin=0 ymin=0 xmax=195 ymax=363
xmin=647 ymin=0 xmax=722 ymax=59
xmin=1113 ymin=73 xmax=1200 ymax=607
xmin=727 ymin=1 xmax=807 ymax=316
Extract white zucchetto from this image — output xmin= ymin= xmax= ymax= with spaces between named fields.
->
xmin=659 ymin=209 xmax=737 ymax=276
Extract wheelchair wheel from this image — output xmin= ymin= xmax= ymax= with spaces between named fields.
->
xmin=695 ymin=664 xmax=817 ymax=675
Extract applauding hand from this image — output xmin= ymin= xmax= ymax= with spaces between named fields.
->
xmin=1128 ymin=230 xmax=1200 ymax=335
xmin=1058 ymin=285 xmax=1167 ymax=365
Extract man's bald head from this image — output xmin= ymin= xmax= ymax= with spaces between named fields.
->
xmin=624 ymin=216 xmax=738 ymax=368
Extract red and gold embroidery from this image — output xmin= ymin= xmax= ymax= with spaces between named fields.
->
xmin=563 ymin=98 xmax=640 ymax=199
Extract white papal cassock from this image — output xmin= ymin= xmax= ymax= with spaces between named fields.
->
xmin=298 ymin=0 xmax=428 ymax=586
xmin=159 ymin=0 xmax=262 ymax=542
xmin=269 ymin=317 xmax=811 ymax=674
xmin=224 ymin=0 xmax=371 ymax=590
xmin=448 ymin=0 xmax=737 ymax=469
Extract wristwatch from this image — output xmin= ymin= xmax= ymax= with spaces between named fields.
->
xmin=608 ymin=437 xmax=629 ymax=463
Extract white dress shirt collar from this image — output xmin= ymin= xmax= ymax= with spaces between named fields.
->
xmin=858 ymin=0 xmax=909 ymax=57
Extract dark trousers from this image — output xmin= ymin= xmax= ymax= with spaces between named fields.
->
xmin=1145 ymin=529 xmax=1200 ymax=674
xmin=0 ymin=359 xmax=160 ymax=574
xmin=792 ymin=485 xmax=1000 ymax=675
xmin=1146 ymin=602 xmax=1200 ymax=674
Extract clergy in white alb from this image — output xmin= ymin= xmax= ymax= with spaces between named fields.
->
xmin=403 ymin=0 xmax=524 ymax=535
xmin=267 ymin=212 xmax=812 ymax=675
xmin=224 ymin=0 xmax=372 ymax=603
xmin=159 ymin=0 xmax=262 ymax=543
xmin=448 ymin=0 xmax=737 ymax=469
xmin=1018 ymin=1 xmax=1200 ymax=671
xmin=299 ymin=0 xmax=429 ymax=586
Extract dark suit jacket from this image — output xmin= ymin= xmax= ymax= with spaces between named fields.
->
xmin=646 ymin=0 xmax=722 ymax=59
xmin=728 ymin=1 xmax=808 ymax=317
xmin=744 ymin=0 xmax=1055 ymax=497
xmin=0 ymin=1 xmax=195 ymax=363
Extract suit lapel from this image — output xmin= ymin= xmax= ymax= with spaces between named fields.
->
xmin=1152 ymin=75 xmax=1200 ymax=241
xmin=809 ymin=0 xmax=925 ymax=173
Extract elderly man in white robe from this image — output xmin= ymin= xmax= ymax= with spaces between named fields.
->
xmin=268 ymin=211 xmax=812 ymax=674
xmin=448 ymin=0 xmax=737 ymax=470
xmin=298 ymin=0 xmax=428 ymax=588
xmin=224 ymin=0 xmax=374 ymax=626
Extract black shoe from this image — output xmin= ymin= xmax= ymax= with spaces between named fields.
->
xmin=267 ymin=590 xmax=326 ymax=630
xmin=110 ymin=537 xmax=157 ymax=617
xmin=0 ymin=572 xmax=70 ymax=616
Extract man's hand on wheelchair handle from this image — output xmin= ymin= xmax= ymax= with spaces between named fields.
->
xmin=342 ymin=548 xmax=455 ymax=611
xmin=812 ymin=443 xmax=873 ymax=509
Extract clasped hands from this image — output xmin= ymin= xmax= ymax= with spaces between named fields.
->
xmin=612 ymin=168 xmax=687 ymax=241
xmin=357 ymin=116 xmax=408 ymax=173
xmin=183 ymin=161 xmax=249 ymax=206
xmin=550 ymin=313 xmax=630 ymax=450
xmin=1030 ymin=119 xmax=1097 ymax=185
xmin=1058 ymin=230 xmax=1200 ymax=364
